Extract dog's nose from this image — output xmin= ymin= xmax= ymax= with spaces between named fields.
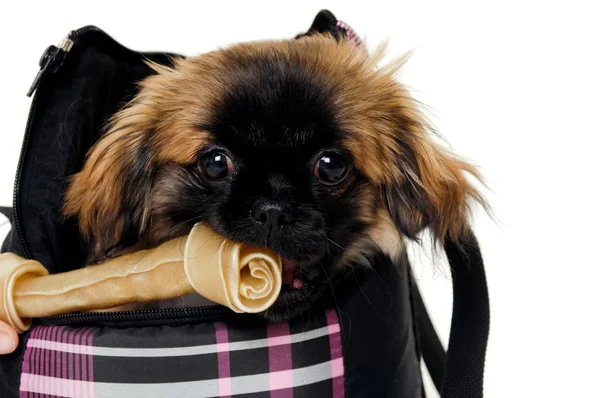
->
xmin=251 ymin=200 xmax=295 ymax=231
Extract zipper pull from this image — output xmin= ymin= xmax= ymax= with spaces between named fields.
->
xmin=26 ymin=36 xmax=74 ymax=97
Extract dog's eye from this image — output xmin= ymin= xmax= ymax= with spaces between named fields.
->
xmin=314 ymin=152 xmax=350 ymax=186
xmin=201 ymin=152 xmax=234 ymax=180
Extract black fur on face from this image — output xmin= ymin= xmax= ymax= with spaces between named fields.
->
xmin=149 ymin=59 xmax=376 ymax=320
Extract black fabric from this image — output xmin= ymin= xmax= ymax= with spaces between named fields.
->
xmin=441 ymin=231 xmax=490 ymax=398
xmin=3 ymin=28 xmax=179 ymax=274
xmin=296 ymin=9 xmax=345 ymax=40
xmin=0 ymin=327 xmax=32 ymax=394
xmin=412 ymin=232 xmax=490 ymax=398
xmin=335 ymin=253 xmax=423 ymax=397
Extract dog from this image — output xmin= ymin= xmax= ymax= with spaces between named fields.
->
xmin=62 ymin=33 xmax=485 ymax=321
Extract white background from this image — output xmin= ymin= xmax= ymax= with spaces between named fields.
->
xmin=1 ymin=1 xmax=599 ymax=397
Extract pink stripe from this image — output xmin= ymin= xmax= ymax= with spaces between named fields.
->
xmin=80 ymin=328 xmax=94 ymax=398
xmin=271 ymin=387 xmax=293 ymax=398
xmin=266 ymin=335 xmax=293 ymax=347
xmin=267 ymin=322 xmax=290 ymax=338
xmin=20 ymin=327 xmax=38 ymax=397
xmin=44 ymin=326 xmax=52 ymax=381
xmin=20 ymin=374 xmax=90 ymax=396
xmin=43 ymin=326 xmax=51 ymax=380
xmin=59 ymin=327 xmax=68 ymax=397
xmin=38 ymin=326 xmax=47 ymax=397
xmin=44 ymin=327 xmax=52 ymax=397
xmin=51 ymin=327 xmax=60 ymax=397
xmin=23 ymin=327 xmax=33 ymax=397
xmin=51 ymin=326 xmax=61 ymax=396
xmin=84 ymin=327 xmax=94 ymax=398
xmin=32 ymin=327 xmax=42 ymax=398
xmin=42 ymin=326 xmax=54 ymax=380
xmin=214 ymin=323 xmax=231 ymax=398
xmin=35 ymin=327 xmax=42 ymax=398
xmin=21 ymin=329 xmax=32 ymax=374
xmin=269 ymin=369 xmax=293 ymax=390
xmin=74 ymin=328 xmax=81 ymax=396
xmin=80 ymin=329 xmax=87 ymax=398
xmin=267 ymin=322 xmax=292 ymax=397
xmin=27 ymin=339 xmax=96 ymax=354
xmin=53 ymin=326 xmax=65 ymax=396
xmin=67 ymin=327 xmax=75 ymax=398
xmin=86 ymin=328 xmax=95 ymax=398
xmin=37 ymin=328 xmax=43 ymax=397
xmin=38 ymin=327 xmax=46 ymax=398
xmin=50 ymin=327 xmax=59 ymax=397
xmin=47 ymin=327 xmax=54 ymax=394
xmin=42 ymin=327 xmax=49 ymax=379
xmin=18 ymin=383 xmax=28 ymax=397
xmin=326 ymin=310 xmax=345 ymax=398
xmin=74 ymin=328 xmax=88 ymax=398
xmin=330 ymin=357 xmax=344 ymax=378
xmin=56 ymin=327 xmax=68 ymax=397
xmin=219 ymin=378 xmax=231 ymax=397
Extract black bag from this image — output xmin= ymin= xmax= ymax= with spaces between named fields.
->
xmin=0 ymin=10 xmax=489 ymax=398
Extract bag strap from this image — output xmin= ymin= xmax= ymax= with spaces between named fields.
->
xmin=415 ymin=230 xmax=490 ymax=397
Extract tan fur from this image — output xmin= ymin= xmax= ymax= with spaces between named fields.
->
xmin=338 ymin=208 xmax=404 ymax=269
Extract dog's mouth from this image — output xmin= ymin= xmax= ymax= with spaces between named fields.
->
xmin=281 ymin=258 xmax=304 ymax=289
xmin=261 ymin=254 xmax=332 ymax=321
xmin=278 ymin=256 xmax=324 ymax=294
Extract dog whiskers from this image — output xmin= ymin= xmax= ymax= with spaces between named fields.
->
xmin=327 ymin=237 xmax=346 ymax=251
xmin=164 ymin=215 xmax=202 ymax=236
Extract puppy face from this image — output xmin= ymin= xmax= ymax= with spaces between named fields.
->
xmin=64 ymin=35 xmax=484 ymax=320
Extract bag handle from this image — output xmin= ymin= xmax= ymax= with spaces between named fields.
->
xmin=415 ymin=230 xmax=490 ymax=397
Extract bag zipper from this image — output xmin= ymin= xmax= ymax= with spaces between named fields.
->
xmin=14 ymin=27 xmax=98 ymax=259
xmin=26 ymin=25 xmax=146 ymax=97
xmin=40 ymin=269 xmax=356 ymax=327
xmin=40 ymin=305 xmax=235 ymax=327
xmin=14 ymin=26 xmax=179 ymax=259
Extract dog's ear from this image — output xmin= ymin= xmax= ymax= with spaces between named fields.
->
xmin=383 ymin=132 xmax=485 ymax=243
xmin=63 ymin=96 xmax=158 ymax=256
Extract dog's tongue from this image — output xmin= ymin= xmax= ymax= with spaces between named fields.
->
xmin=282 ymin=258 xmax=303 ymax=289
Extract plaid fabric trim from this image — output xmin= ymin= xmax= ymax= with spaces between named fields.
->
xmin=19 ymin=309 xmax=344 ymax=397
xmin=20 ymin=326 xmax=98 ymax=397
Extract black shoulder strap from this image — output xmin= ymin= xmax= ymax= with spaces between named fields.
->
xmin=415 ymin=230 xmax=490 ymax=397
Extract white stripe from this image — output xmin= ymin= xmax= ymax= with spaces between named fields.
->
xmin=20 ymin=359 xmax=342 ymax=397
xmin=20 ymin=374 xmax=218 ymax=398
xmin=26 ymin=324 xmax=337 ymax=358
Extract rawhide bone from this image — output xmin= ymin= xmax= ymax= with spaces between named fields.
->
xmin=0 ymin=223 xmax=282 ymax=333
